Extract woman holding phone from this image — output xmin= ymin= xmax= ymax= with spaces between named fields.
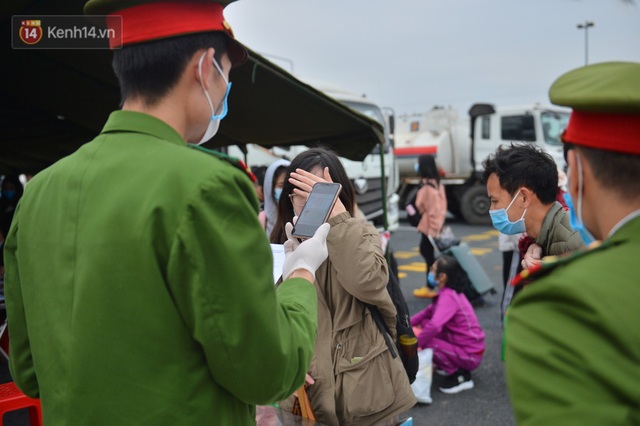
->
xmin=270 ymin=148 xmax=415 ymax=426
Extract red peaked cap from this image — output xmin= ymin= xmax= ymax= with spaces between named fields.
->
xmin=549 ymin=62 xmax=640 ymax=155
xmin=103 ymin=1 xmax=247 ymax=67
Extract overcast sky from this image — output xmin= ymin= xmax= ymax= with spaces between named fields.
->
xmin=225 ymin=0 xmax=640 ymax=118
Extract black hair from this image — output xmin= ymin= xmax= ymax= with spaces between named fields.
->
xmin=112 ymin=32 xmax=229 ymax=106
xmin=251 ymin=165 xmax=268 ymax=187
xmin=1 ymin=175 xmax=23 ymax=195
xmin=270 ymin=148 xmax=356 ymax=244
xmin=569 ymin=144 xmax=640 ymax=200
xmin=435 ymin=254 xmax=472 ymax=294
xmin=268 ymin=165 xmax=289 ymax=203
xmin=482 ymin=143 xmax=558 ymax=204
xmin=271 ymin=166 xmax=288 ymax=192
xmin=418 ymin=154 xmax=440 ymax=183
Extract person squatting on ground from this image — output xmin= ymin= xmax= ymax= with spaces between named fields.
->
xmin=3 ymin=2 xmax=332 ymax=424
xmin=410 ymin=255 xmax=485 ymax=395
xmin=506 ymin=61 xmax=640 ymax=425
xmin=412 ymin=154 xmax=448 ymax=299
xmin=270 ymin=148 xmax=416 ymax=426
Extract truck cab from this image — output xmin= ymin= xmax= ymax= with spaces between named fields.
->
xmin=472 ymin=104 xmax=569 ymax=173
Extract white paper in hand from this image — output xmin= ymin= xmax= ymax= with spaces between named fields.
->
xmin=270 ymin=244 xmax=285 ymax=284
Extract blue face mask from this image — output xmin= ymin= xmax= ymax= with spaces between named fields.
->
xmin=273 ymin=188 xmax=282 ymax=202
xmin=427 ymin=272 xmax=439 ymax=289
xmin=197 ymin=53 xmax=231 ymax=145
xmin=489 ymin=190 xmax=527 ymax=235
xmin=2 ymin=190 xmax=15 ymax=201
xmin=414 ymin=163 xmax=420 ymax=174
xmin=563 ymin=154 xmax=595 ymax=245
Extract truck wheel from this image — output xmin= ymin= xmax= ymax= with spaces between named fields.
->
xmin=460 ymin=185 xmax=491 ymax=225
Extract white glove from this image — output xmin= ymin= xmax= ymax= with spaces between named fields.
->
xmin=282 ymin=222 xmax=330 ymax=281
xmin=521 ymin=243 xmax=542 ymax=269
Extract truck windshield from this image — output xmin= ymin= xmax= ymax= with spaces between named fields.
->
xmin=342 ymin=101 xmax=389 ymax=154
xmin=541 ymin=111 xmax=570 ymax=146
xmin=342 ymin=101 xmax=385 ymax=127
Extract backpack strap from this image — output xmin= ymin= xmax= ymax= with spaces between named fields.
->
xmin=367 ymin=304 xmax=398 ymax=358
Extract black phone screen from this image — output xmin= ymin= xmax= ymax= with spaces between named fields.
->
xmin=292 ymin=182 xmax=342 ymax=239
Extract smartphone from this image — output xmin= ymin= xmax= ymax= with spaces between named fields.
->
xmin=292 ymin=182 xmax=342 ymax=239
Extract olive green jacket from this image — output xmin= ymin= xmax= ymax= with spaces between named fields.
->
xmin=4 ymin=111 xmax=317 ymax=425
xmin=506 ymin=213 xmax=640 ymax=425
xmin=281 ymin=213 xmax=416 ymax=426
xmin=536 ymin=201 xmax=584 ymax=256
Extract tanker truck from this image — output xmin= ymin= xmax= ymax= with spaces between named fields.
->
xmin=395 ymin=103 xmax=570 ymax=225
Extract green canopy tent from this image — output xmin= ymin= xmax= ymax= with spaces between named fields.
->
xmin=0 ymin=0 xmax=384 ymax=175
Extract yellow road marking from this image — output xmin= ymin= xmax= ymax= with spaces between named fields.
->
xmin=394 ymin=250 xmax=419 ymax=259
xmin=470 ymin=248 xmax=493 ymax=256
xmin=399 ymin=262 xmax=427 ymax=273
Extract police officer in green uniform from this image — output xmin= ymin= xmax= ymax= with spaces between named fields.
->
xmin=3 ymin=1 xmax=331 ymax=424
xmin=506 ymin=61 xmax=640 ymax=425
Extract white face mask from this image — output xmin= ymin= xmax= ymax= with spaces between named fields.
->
xmin=196 ymin=52 xmax=232 ymax=145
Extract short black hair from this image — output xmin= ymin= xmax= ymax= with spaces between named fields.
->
xmin=482 ymin=143 xmax=558 ymax=204
xmin=572 ymin=144 xmax=640 ymax=199
xmin=112 ymin=32 xmax=229 ymax=106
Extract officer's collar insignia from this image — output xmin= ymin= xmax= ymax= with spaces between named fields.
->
xmin=511 ymin=240 xmax=608 ymax=288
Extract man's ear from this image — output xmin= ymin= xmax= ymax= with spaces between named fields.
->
xmin=194 ymin=48 xmax=215 ymax=90
xmin=520 ymin=187 xmax=534 ymax=208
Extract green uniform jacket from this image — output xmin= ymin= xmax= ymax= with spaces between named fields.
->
xmin=506 ymin=214 xmax=640 ymax=425
xmin=4 ymin=111 xmax=318 ymax=425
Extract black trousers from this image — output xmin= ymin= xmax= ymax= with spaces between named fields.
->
xmin=419 ymin=233 xmax=435 ymax=280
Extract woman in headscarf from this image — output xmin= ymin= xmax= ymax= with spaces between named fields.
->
xmin=261 ymin=159 xmax=290 ymax=236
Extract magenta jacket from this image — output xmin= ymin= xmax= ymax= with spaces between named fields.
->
xmin=410 ymin=287 xmax=485 ymax=354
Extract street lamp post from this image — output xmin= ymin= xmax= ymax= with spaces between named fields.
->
xmin=576 ymin=21 xmax=595 ymax=66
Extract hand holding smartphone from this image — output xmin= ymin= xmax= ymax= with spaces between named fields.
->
xmin=292 ymin=182 xmax=342 ymax=239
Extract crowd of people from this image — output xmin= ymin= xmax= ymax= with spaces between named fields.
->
xmin=1 ymin=0 xmax=638 ymax=425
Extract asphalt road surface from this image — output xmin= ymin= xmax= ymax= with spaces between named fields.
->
xmin=0 ymin=217 xmax=516 ymax=426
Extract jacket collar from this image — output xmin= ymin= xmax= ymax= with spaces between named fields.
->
xmin=609 ymin=210 xmax=640 ymax=241
xmin=537 ymin=202 xmax=566 ymax=246
xmin=100 ymin=110 xmax=185 ymax=146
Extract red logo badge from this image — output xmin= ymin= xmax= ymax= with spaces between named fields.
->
xmin=19 ymin=20 xmax=43 ymax=45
